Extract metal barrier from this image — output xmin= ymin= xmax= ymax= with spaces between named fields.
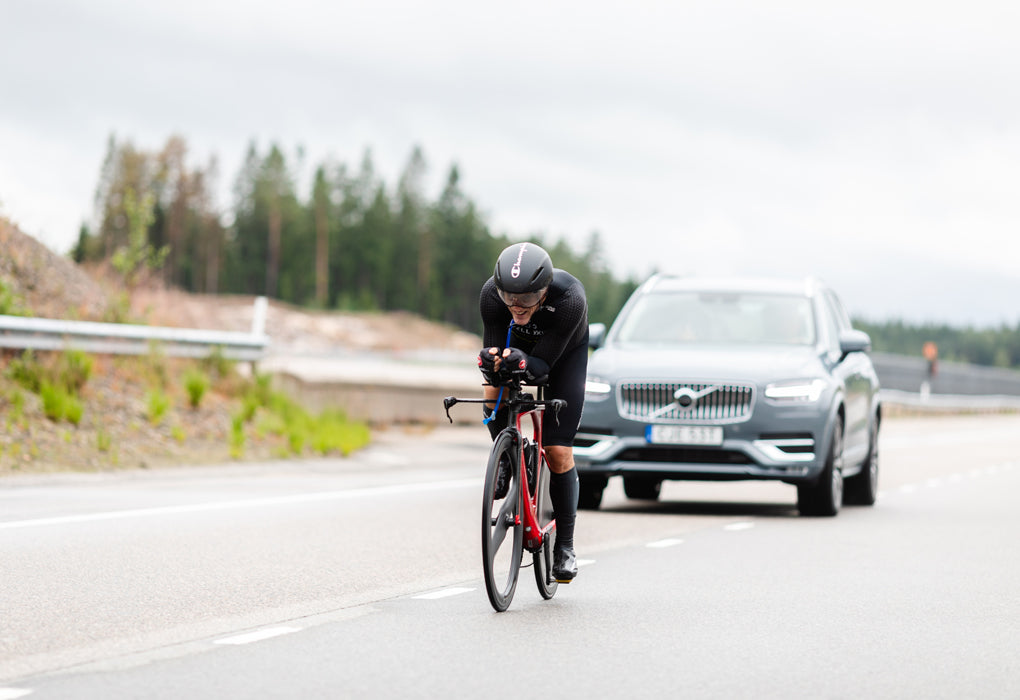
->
xmin=881 ymin=389 xmax=1020 ymax=414
xmin=0 ymin=297 xmax=269 ymax=361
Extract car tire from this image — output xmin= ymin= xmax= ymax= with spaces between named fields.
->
xmin=797 ymin=416 xmax=844 ymax=517
xmin=844 ymin=417 xmax=879 ymax=506
xmin=577 ymin=474 xmax=607 ymax=510
xmin=623 ymin=477 xmax=662 ymax=501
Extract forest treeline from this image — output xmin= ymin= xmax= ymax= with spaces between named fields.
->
xmin=855 ymin=319 xmax=1020 ymax=370
xmin=70 ymin=135 xmax=638 ymax=335
xmin=69 ymin=134 xmax=1020 ymax=369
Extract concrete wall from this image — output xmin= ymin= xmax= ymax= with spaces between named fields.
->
xmin=271 ymin=371 xmax=482 ymax=426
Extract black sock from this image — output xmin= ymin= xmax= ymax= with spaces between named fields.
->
xmin=549 ymin=468 xmax=578 ymax=549
xmin=482 ymin=405 xmax=509 ymax=441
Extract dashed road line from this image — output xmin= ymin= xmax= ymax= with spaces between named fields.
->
xmin=885 ymin=462 xmax=1016 ymax=498
xmin=0 ymin=689 xmax=33 ymax=700
xmin=723 ymin=522 xmax=755 ymax=532
xmin=646 ymin=538 xmax=685 ymax=548
xmin=214 ymin=626 xmax=301 ymax=646
xmin=413 ymin=587 xmax=475 ymax=600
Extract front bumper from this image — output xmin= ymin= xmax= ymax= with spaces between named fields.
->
xmin=574 ymin=431 xmax=826 ymax=482
xmin=574 ymin=391 xmax=838 ymax=484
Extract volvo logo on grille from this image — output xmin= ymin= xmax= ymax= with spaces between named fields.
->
xmin=674 ymin=387 xmax=698 ymax=409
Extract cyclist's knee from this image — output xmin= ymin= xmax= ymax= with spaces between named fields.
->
xmin=545 ymin=445 xmax=575 ymax=474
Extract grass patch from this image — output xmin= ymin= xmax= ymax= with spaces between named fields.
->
xmin=246 ymin=386 xmax=370 ymax=457
xmin=184 ymin=368 xmax=209 ymax=409
xmin=146 ymin=388 xmax=171 ymax=426
xmin=40 ymin=382 xmax=84 ymax=425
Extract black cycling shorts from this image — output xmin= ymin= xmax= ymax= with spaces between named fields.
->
xmin=540 ymin=341 xmax=588 ymax=447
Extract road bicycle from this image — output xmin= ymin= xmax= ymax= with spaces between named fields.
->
xmin=444 ymin=379 xmax=566 ymax=612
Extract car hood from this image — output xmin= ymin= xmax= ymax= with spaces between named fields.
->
xmin=589 ymin=344 xmax=825 ymax=383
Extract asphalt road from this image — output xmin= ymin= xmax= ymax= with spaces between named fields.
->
xmin=1 ymin=414 xmax=1018 ymax=699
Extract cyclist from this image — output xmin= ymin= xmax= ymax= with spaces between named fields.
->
xmin=478 ymin=242 xmax=589 ymax=583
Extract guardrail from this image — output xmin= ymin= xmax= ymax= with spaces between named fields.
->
xmin=881 ymin=389 xmax=1020 ymax=414
xmin=0 ymin=297 xmax=269 ymax=361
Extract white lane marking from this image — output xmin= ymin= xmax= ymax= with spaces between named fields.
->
xmin=577 ymin=558 xmax=596 ymax=568
xmin=899 ymin=484 xmax=917 ymax=494
xmin=723 ymin=522 xmax=755 ymax=532
xmin=413 ymin=587 xmax=475 ymax=600
xmin=214 ymin=626 xmax=301 ymax=646
xmin=646 ymin=538 xmax=684 ymax=548
xmin=0 ymin=689 xmax=33 ymax=700
xmin=0 ymin=478 xmax=479 ymax=531
xmin=364 ymin=450 xmax=409 ymax=466
xmin=925 ymin=477 xmax=943 ymax=488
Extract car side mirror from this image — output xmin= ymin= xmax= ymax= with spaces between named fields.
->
xmin=589 ymin=323 xmax=607 ymax=349
xmin=839 ymin=330 xmax=871 ymax=359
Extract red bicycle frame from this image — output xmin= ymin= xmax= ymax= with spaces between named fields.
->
xmin=517 ymin=404 xmax=555 ymax=552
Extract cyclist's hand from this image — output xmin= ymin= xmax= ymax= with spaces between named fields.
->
xmin=478 ymin=347 xmax=501 ymax=382
xmin=501 ymin=348 xmax=529 ymax=377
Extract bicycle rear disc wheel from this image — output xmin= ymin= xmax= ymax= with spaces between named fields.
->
xmin=482 ymin=431 xmax=523 ymax=612
xmin=533 ymin=451 xmax=558 ymax=600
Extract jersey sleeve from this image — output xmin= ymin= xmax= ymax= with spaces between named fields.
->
xmin=529 ymin=278 xmax=588 ymax=369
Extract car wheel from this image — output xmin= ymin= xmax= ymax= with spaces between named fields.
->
xmin=623 ymin=477 xmax=662 ymax=501
xmin=797 ymin=416 xmax=844 ymax=517
xmin=844 ymin=417 xmax=879 ymax=506
xmin=577 ymin=474 xmax=607 ymax=510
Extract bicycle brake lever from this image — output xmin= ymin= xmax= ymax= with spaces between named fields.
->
xmin=551 ymin=399 xmax=567 ymax=426
xmin=443 ymin=396 xmax=458 ymax=423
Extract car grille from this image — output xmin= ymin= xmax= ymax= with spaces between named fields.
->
xmin=618 ymin=381 xmax=754 ymax=424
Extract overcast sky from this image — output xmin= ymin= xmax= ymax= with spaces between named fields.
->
xmin=2 ymin=0 xmax=1019 ymax=327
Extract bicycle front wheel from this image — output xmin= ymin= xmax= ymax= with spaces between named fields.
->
xmin=482 ymin=430 xmax=523 ymax=612
xmin=533 ymin=450 xmax=558 ymax=600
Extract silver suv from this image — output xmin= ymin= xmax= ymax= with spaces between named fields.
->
xmin=574 ymin=275 xmax=881 ymax=516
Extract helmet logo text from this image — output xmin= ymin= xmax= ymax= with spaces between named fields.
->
xmin=510 ymin=244 xmax=527 ymax=279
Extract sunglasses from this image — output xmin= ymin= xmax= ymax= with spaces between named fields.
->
xmin=497 ymin=288 xmax=547 ymax=308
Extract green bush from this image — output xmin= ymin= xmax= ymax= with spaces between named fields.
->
xmin=311 ymin=410 xmax=371 ymax=456
xmin=0 ymin=280 xmax=27 ymax=316
xmin=58 ymin=350 xmax=93 ymax=392
xmin=3 ymin=388 xmax=26 ymax=427
xmin=229 ymin=414 xmax=245 ymax=458
xmin=249 ymin=388 xmax=370 ymax=457
xmin=146 ymin=388 xmax=170 ymax=425
xmin=40 ymin=383 xmax=83 ymax=425
xmin=6 ymin=350 xmax=44 ymax=393
xmin=184 ymin=368 xmax=209 ymax=408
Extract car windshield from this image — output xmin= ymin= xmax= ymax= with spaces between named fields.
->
xmin=615 ymin=291 xmax=816 ymax=346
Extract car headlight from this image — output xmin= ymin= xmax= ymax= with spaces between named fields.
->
xmin=585 ymin=377 xmax=613 ymax=401
xmin=764 ymin=379 xmax=827 ymax=402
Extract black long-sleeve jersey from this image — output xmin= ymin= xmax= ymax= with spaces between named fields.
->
xmin=479 ymin=269 xmax=589 ymax=381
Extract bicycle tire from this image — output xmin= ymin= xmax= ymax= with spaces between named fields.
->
xmin=532 ymin=450 xmax=558 ymax=600
xmin=482 ymin=430 xmax=523 ymax=612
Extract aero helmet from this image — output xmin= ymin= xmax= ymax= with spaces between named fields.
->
xmin=493 ymin=243 xmax=553 ymax=308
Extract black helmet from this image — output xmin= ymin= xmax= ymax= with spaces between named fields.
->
xmin=494 ymin=242 xmax=553 ymax=296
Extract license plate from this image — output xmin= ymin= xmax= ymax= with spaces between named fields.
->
xmin=646 ymin=424 xmax=723 ymax=446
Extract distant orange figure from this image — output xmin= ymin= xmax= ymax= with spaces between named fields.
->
xmin=923 ymin=342 xmax=938 ymax=378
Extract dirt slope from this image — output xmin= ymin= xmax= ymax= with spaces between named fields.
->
xmin=0 ymin=219 xmax=480 ymax=475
